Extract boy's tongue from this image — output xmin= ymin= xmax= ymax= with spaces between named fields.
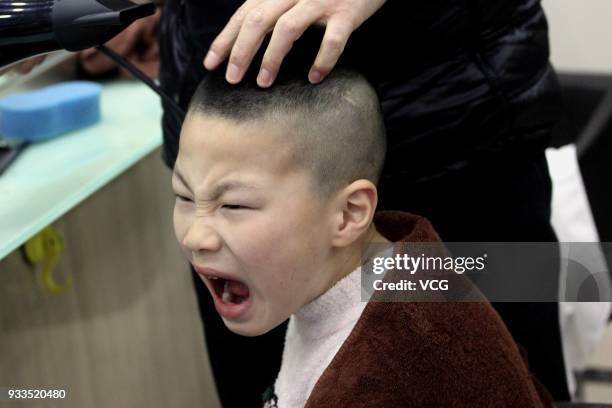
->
xmin=227 ymin=279 xmax=249 ymax=297
xmin=221 ymin=279 xmax=250 ymax=304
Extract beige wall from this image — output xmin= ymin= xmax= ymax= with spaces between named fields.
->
xmin=543 ymin=0 xmax=612 ymax=73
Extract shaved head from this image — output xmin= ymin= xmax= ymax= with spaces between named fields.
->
xmin=187 ymin=68 xmax=386 ymax=198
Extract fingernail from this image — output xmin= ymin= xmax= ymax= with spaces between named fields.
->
xmin=257 ymin=68 xmax=272 ymax=87
xmin=309 ymin=70 xmax=322 ymax=83
xmin=204 ymin=51 xmax=221 ymax=69
xmin=226 ymin=63 xmax=241 ymax=83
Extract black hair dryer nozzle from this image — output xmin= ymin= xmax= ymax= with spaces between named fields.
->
xmin=0 ymin=0 xmax=155 ymax=69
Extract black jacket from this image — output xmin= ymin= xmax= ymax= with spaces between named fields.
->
xmin=159 ymin=0 xmax=561 ymax=183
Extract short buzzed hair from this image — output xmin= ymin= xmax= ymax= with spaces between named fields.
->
xmin=187 ymin=68 xmax=386 ymax=198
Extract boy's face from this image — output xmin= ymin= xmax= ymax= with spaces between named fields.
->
xmin=173 ymin=113 xmax=337 ymax=336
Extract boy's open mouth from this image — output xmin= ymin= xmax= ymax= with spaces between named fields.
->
xmin=208 ymin=276 xmax=250 ymax=305
xmin=193 ymin=266 xmax=253 ymax=319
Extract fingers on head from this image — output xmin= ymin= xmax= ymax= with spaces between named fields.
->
xmin=309 ymin=17 xmax=353 ymax=83
xmin=206 ymin=0 xmax=354 ymax=87
xmin=225 ymin=0 xmax=300 ymax=83
xmin=205 ymin=0 xmax=269 ymax=69
xmin=257 ymin=2 xmax=323 ymax=87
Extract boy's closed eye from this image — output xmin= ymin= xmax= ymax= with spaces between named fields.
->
xmin=174 ymin=194 xmax=252 ymax=211
xmin=175 ymin=193 xmax=193 ymax=203
xmin=221 ymin=204 xmax=251 ymax=210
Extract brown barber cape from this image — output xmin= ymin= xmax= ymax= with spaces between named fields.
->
xmin=303 ymin=211 xmax=553 ymax=408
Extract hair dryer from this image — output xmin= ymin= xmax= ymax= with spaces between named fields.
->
xmin=0 ymin=0 xmax=155 ymax=69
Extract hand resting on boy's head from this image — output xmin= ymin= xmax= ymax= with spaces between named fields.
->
xmin=203 ymin=0 xmax=387 ymax=87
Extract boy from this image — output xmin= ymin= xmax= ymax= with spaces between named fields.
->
xmin=171 ymin=68 xmax=552 ymax=407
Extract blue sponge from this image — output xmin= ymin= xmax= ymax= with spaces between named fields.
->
xmin=0 ymin=81 xmax=102 ymax=141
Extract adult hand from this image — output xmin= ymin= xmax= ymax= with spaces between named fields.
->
xmin=203 ymin=0 xmax=386 ymax=87
xmin=77 ymin=6 xmax=161 ymax=78
xmin=0 ymin=56 xmax=47 ymax=76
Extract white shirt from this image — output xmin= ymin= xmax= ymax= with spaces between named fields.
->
xmin=274 ymin=266 xmax=367 ymax=408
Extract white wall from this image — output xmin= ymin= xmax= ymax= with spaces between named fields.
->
xmin=543 ymin=0 xmax=612 ymax=73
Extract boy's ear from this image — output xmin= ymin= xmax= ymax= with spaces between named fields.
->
xmin=330 ymin=180 xmax=378 ymax=248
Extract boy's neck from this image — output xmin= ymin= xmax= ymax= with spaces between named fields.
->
xmin=328 ymin=225 xmax=392 ymax=291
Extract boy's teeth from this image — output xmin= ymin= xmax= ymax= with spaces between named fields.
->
xmin=222 ymin=280 xmax=231 ymax=303
xmin=220 ymin=279 xmax=247 ymax=304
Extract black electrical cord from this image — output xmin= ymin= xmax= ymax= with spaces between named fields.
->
xmin=95 ymin=44 xmax=186 ymax=120
xmin=0 ymin=140 xmax=30 ymax=176
xmin=2 ymin=46 xmax=186 ymax=177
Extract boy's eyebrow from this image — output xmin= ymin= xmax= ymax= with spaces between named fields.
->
xmin=172 ymin=168 xmax=262 ymax=200
xmin=172 ymin=167 xmax=191 ymax=190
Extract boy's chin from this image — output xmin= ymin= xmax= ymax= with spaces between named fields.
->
xmin=223 ymin=319 xmax=279 ymax=337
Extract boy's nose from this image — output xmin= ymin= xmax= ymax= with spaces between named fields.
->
xmin=182 ymin=221 xmax=222 ymax=254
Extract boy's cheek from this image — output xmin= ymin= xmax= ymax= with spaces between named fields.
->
xmin=172 ymin=211 xmax=182 ymax=240
xmin=262 ymin=274 xmax=306 ymax=313
xmin=172 ymin=210 xmax=190 ymax=251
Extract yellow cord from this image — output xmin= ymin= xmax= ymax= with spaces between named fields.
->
xmin=24 ymin=226 xmax=71 ymax=294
